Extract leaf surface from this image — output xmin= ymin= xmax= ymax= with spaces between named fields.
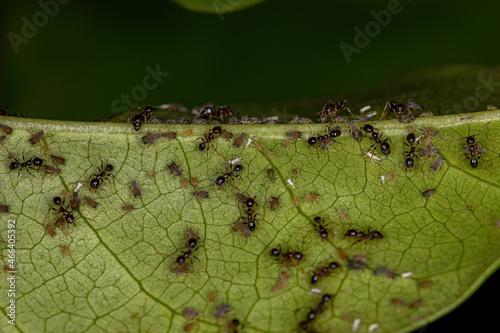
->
xmin=170 ymin=0 xmax=266 ymax=15
xmin=1 ymin=111 xmax=500 ymax=332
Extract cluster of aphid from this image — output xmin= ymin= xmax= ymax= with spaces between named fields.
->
xmin=0 ymin=101 xmax=494 ymax=333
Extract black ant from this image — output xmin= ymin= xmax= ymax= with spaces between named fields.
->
xmin=8 ymin=153 xmax=45 ymax=186
xmin=128 ymin=105 xmax=162 ymax=132
xmin=270 ymin=245 xmax=305 ymax=267
xmin=464 ymin=135 xmax=484 ymax=169
xmin=236 ymin=193 xmax=258 ymax=232
xmin=74 ymin=157 xmax=121 ymax=204
xmin=299 ymin=294 xmax=333 ymax=332
xmin=446 ymin=122 xmax=490 ymax=169
xmin=380 ymin=100 xmax=410 ymax=120
xmin=214 ymin=164 xmax=243 ymax=189
xmin=198 ymin=126 xmax=233 ymax=152
xmin=310 ymin=262 xmax=341 ymax=284
xmin=307 ymin=125 xmax=342 ymax=158
xmin=49 ymin=196 xmax=76 ymax=227
xmin=198 ymin=106 xmax=239 ymax=123
xmin=156 ymin=229 xmax=202 ymax=273
xmin=403 ymin=132 xmax=424 ymax=172
xmin=317 ymin=100 xmax=353 ymax=122
xmin=344 ymin=228 xmax=384 ymax=242
xmin=311 ymin=217 xmax=333 ymax=242
xmin=361 ymin=124 xmax=391 ymax=156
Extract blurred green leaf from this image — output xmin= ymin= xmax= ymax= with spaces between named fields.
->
xmin=170 ymin=0 xmax=267 ymax=15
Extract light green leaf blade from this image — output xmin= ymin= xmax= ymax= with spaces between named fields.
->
xmin=1 ymin=111 xmax=500 ymax=332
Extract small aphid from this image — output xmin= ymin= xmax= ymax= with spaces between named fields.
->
xmin=267 ymin=169 xmax=276 ymax=182
xmin=272 ymin=271 xmax=290 ymax=293
xmin=181 ymin=177 xmax=189 ymax=188
xmin=184 ymin=308 xmax=199 ymax=319
xmin=0 ymin=124 xmax=13 ymax=134
xmin=254 ymin=141 xmax=264 ymax=151
xmin=337 ymin=208 xmax=347 ymax=220
xmin=293 ymin=195 xmax=300 ymax=207
xmin=234 ymin=133 xmax=246 ymax=148
xmin=46 ymin=223 xmax=56 ymax=236
xmin=291 ymin=169 xmax=299 ymax=177
xmin=303 ymin=193 xmax=319 ymax=202
xmin=42 ymin=165 xmax=61 ymax=175
xmin=430 ymin=156 xmax=444 ymax=172
xmin=348 ymin=121 xmax=363 ymax=141
xmin=282 ymin=138 xmax=293 ymax=149
xmin=4 ymin=266 xmax=16 ymax=274
xmin=168 ymin=162 xmax=182 ymax=176
xmin=409 ymin=299 xmax=422 ymax=309
xmin=84 ymin=196 xmax=98 ymax=209
xmin=347 ymin=254 xmax=367 ymax=270
xmin=420 ymin=146 xmax=440 ymax=158
xmin=131 ymin=180 xmax=141 ymax=198
xmin=286 ymin=131 xmax=302 ymax=139
xmin=142 ymin=133 xmax=160 ymax=145
xmin=122 ymin=204 xmax=135 ymax=212
xmin=29 ymin=131 xmax=44 ymax=145
xmin=422 ymin=188 xmax=435 ymax=197
xmin=268 ymin=197 xmax=279 ymax=210
xmin=209 ymin=292 xmax=216 ymax=302
xmin=267 ymin=151 xmax=277 ymax=158
xmin=391 ymin=298 xmax=405 ymax=307
xmin=221 ymin=130 xmax=234 ymax=139
xmin=286 ymin=178 xmax=295 ymax=189
xmin=214 ymin=304 xmax=230 ymax=318
xmin=419 ymin=280 xmax=433 ymax=288
xmin=0 ymin=204 xmax=10 ymax=213
xmin=191 ymin=177 xmax=200 ymax=187
xmin=337 ymin=247 xmax=348 ymax=260
xmin=193 ymin=190 xmax=209 ymax=199
xmin=61 ymin=245 xmax=70 ymax=256
xmin=146 ymin=171 xmax=155 ymax=178
xmin=423 ymin=127 xmax=438 ymax=137
xmin=372 ymin=265 xmax=398 ymax=279
xmin=182 ymin=129 xmax=192 ymax=137
xmin=233 ymin=221 xmax=251 ymax=238
xmin=50 ymin=154 xmax=65 ymax=165
xmin=161 ymin=131 xmax=177 ymax=139
xmin=184 ymin=322 xmax=196 ymax=332
xmin=70 ymin=192 xmax=80 ymax=211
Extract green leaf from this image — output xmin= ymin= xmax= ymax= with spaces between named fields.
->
xmin=170 ymin=0 xmax=267 ymax=15
xmin=1 ymin=110 xmax=500 ymax=333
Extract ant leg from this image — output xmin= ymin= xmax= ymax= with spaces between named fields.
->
xmin=345 ymin=106 xmax=355 ymax=119
xmin=95 ymin=186 xmax=112 ymax=205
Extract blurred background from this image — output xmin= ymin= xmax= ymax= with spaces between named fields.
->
xmin=1 ymin=0 xmax=499 ymax=331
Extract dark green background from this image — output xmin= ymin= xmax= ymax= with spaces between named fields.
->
xmin=2 ymin=0 xmax=500 ymax=121
xmin=1 ymin=1 xmax=499 ymax=332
